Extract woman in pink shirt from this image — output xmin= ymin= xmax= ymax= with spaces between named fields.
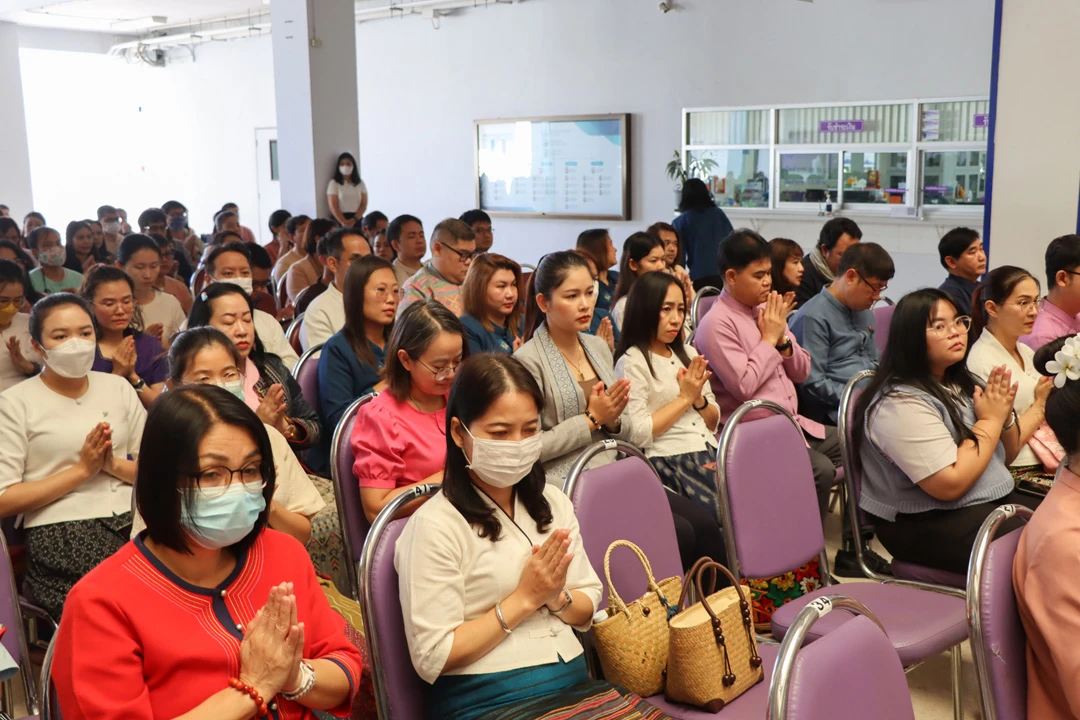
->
xmin=351 ymin=299 xmax=468 ymax=522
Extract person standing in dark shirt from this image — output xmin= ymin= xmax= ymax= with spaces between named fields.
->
xmin=672 ymin=178 xmax=734 ymax=291
xmin=937 ymin=227 xmax=987 ymax=316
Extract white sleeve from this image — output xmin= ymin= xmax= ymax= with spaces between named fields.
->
xmin=615 ymin=350 xmax=655 ymax=449
xmin=255 ymin=310 xmax=299 ymax=370
xmin=326 ymin=178 xmax=339 ymax=196
xmin=0 ymin=394 xmax=27 ymax=496
xmin=358 ymin=179 xmax=368 ymax=194
xmin=301 ymin=304 xmax=333 ymax=352
xmin=122 ymin=382 xmax=148 ymax=460
xmin=266 ymin=425 xmax=325 ymax=516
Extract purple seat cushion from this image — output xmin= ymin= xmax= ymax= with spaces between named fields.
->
xmin=873 ymin=305 xmax=894 ymax=355
xmin=890 ymin=559 xmax=966 ymax=589
xmin=770 ymin=583 xmax=968 ymax=666
xmin=785 ymin=616 xmax=915 ymax=720
xmin=645 ymin=643 xmax=778 ymax=719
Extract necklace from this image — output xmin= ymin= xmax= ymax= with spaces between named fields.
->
xmin=555 ymin=341 xmax=586 ymax=381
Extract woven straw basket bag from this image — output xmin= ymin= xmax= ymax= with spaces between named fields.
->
xmin=666 ymin=560 xmax=764 ymax=712
xmin=590 ymin=540 xmax=681 ymax=697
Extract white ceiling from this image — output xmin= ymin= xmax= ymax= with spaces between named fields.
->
xmin=0 ymin=0 xmax=271 ymax=35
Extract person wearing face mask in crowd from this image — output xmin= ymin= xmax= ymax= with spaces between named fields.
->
xmin=28 ymin=226 xmax=83 ymax=294
xmin=396 ymin=353 xmax=668 ymax=719
xmin=0 ymin=293 xmax=145 ymax=621
xmin=82 ymin=266 xmax=167 ymax=410
xmin=398 ymin=218 xmax=477 ymax=318
xmin=63 ymin=221 xmax=99 ymax=275
xmin=97 ymin=205 xmax=125 ymax=261
xmin=117 ymin=234 xmax=187 ymax=348
xmin=351 ymin=300 xmax=467 ymax=523
xmin=327 ymin=152 xmax=368 ymax=227
xmin=610 ymin=232 xmax=672 ymax=331
xmin=23 ymin=211 xmax=45 ymax=238
xmin=301 ymin=227 xmax=372 ymax=351
xmin=162 ymin=200 xmax=204 ymax=268
xmin=188 ymin=283 xmax=319 ymax=452
xmin=52 ymin=385 xmax=363 ymax=720
xmin=0 ymin=260 xmax=39 ymax=392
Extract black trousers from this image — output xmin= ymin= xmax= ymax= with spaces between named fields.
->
xmin=667 ymin=491 xmax=727 ymax=572
xmin=874 ymin=489 xmax=1043 ymax=574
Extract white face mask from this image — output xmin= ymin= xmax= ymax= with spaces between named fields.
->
xmin=212 ymin=275 xmax=253 ymax=295
xmin=339 ymin=165 xmax=353 ymax=176
xmin=41 ymin=337 xmax=96 ymax=379
xmin=103 ymin=220 xmax=122 ymax=235
xmin=463 ymin=424 xmax=543 ymax=488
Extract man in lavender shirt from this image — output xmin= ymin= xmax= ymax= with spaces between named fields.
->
xmin=1021 ymin=234 xmax=1080 ymax=351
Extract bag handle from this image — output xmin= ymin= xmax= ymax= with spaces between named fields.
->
xmin=602 ymin=540 xmax=666 ymax=619
xmin=676 ymin=557 xmax=723 ymax=611
xmin=692 ymin=561 xmax=763 ymax=686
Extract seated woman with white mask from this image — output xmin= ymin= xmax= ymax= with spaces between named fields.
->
xmin=395 ymin=353 xmax=670 ymax=720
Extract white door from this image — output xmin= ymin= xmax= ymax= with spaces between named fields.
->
xmin=254 ymin=127 xmax=280 ymax=245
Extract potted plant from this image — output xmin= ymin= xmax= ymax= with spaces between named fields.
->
xmin=666 ymin=150 xmax=719 ymax=211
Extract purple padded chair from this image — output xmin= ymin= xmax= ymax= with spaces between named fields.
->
xmin=872 ymin=304 xmax=894 ymax=355
xmin=715 ymin=400 xmax=968 ymax=720
xmin=41 ymin=633 xmax=58 ymax=719
xmin=690 ymin=286 xmax=721 ymax=333
xmin=0 ymin=532 xmax=38 ymax=717
xmin=359 ymin=483 xmax=440 ymax=720
xmin=838 ymin=370 xmax=967 ymax=590
xmin=767 ymin=595 xmax=914 ymax=720
xmin=330 ymin=393 xmax=377 ymax=602
xmin=285 ymin=312 xmax=305 ymax=357
xmin=967 ymin=504 xmax=1034 ymax=720
xmin=290 ymin=341 xmax=324 ymax=412
xmin=565 ymin=440 xmax=778 ymax=719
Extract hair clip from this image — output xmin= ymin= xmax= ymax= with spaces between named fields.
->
xmin=200 ymin=291 xmax=209 ymax=303
xmin=1046 ymin=335 xmax=1080 ymax=388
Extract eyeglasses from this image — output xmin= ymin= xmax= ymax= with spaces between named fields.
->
xmin=189 ymin=461 xmax=266 ymax=498
xmin=1007 ymin=299 xmax=1039 ymax=313
xmin=415 ymin=357 xmax=461 ymax=382
xmin=927 ymin=316 xmax=972 ymax=337
xmin=94 ymin=297 xmax=135 ymax=310
xmin=856 ymin=272 xmax=888 ymax=294
xmin=372 ymin=286 xmax=404 ymax=300
xmin=440 ymin=243 xmax=477 ymax=263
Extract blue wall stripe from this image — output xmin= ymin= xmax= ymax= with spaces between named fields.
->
xmin=982 ymin=0 xmax=1005 ymax=259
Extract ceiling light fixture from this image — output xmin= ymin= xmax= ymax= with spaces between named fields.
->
xmin=110 ymin=16 xmax=168 ymax=32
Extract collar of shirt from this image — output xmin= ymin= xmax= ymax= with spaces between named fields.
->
xmin=945 ymin=274 xmax=978 ymax=295
xmin=718 ymin=288 xmax=758 ymax=318
xmin=1039 ymin=298 xmax=1080 ymax=334
xmin=423 ymin=261 xmax=453 ymax=285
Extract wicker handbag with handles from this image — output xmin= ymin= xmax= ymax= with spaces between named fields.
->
xmin=666 ymin=559 xmax=764 ymax=712
xmin=590 ymin=540 xmax=681 ymax=697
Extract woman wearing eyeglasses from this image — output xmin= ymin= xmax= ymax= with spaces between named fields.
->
xmin=851 ymin=288 xmax=1042 ymax=574
xmin=967 ymin=266 xmax=1057 ymax=481
xmin=309 ymin=256 xmax=400 ymax=474
xmin=52 ymin=385 xmax=363 ymax=720
xmin=351 ymin=300 xmax=468 ymax=523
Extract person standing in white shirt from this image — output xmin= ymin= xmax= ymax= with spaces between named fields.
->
xmin=327 ymin=152 xmax=368 ymax=227
xmin=967 ymin=265 xmax=1055 ymax=474
xmin=0 ymin=293 xmax=145 ymax=620
xmin=301 ymin=227 xmax=371 ymax=351
xmin=116 ymin=235 xmax=186 ymax=349
xmin=397 ymin=353 xmax=664 ymax=719
xmin=0 ymin=260 xmax=38 ymax=392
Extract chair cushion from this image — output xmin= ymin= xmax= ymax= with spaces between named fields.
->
xmin=645 ymin=643 xmax=778 ymax=719
xmin=890 ymin=559 xmax=966 ymax=589
xmin=770 ymin=583 xmax=968 ymax=666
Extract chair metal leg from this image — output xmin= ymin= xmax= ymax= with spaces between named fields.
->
xmin=951 ymin=643 xmax=963 ymax=720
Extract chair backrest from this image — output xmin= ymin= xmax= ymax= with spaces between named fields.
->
xmin=716 ymin=401 xmax=826 ymax=584
xmin=690 ymin=285 xmax=721 ymax=331
xmin=291 ymin=342 xmax=323 ymax=411
xmin=285 ymin=313 xmax=305 ymax=356
xmin=564 ymin=440 xmax=683 ymax=612
xmin=360 ymin=483 xmax=440 ymax=720
xmin=967 ymin=504 xmax=1034 ymax=720
xmin=295 ymin=281 xmax=327 ymax=316
xmin=276 ymin=274 xmax=291 ymax=311
xmin=768 ymin=595 xmax=914 ymax=720
xmin=331 ymin=393 xmax=377 ymax=601
xmin=189 ymin=266 xmax=207 ymax=296
xmin=251 ymin=290 xmax=278 ymax=316
xmin=0 ymin=532 xmax=37 ymax=715
xmin=872 ymin=304 xmax=894 ymax=355
xmin=41 ymin=632 xmax=59 ymax=720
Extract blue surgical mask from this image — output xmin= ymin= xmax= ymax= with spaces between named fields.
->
xmin=168 ymin=216 xmax=187 ymax=232
xmin=217 ymin=379 xmax=246 ymax=402
xmin=182 ymin=483 xmax=266 ymax=550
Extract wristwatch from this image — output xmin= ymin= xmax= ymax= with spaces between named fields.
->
xmin=775 ymin=336 xmax=793 ymax=353
xmin=131 ymin=377 xmax=146 ymax=391
xmin=282 ymin=661 xmax=316 ymax=701
xmin=548 ymin=589 xmax=574 ymax=616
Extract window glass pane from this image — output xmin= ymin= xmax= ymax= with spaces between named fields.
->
xmin=778 ymin=153 xmax=839 ymax=203
xmin=686 ymin=149 xmax=769 ymax=208
xmin=922 ymin=151 xmax=987 ymax=205
xmin=687 ymin=109 xmax=770 ymax=145
xmin=269 ymin=140 xmax=279 ymax=181
xmin=920 ymin=100 xmax=989 ymax=142
xmin=778 ymin=104 xmax=911 ymax=145
xmin=842 ymin=152 xmax=908 ymax=204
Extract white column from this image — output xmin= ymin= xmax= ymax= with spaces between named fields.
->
xmin=986 ymin=0 xmax=1080 ymax=268
xmin=270 ymin=0 xmax=359 ymax=219
xmin=0 ymin=22 xmax=34 ymax=217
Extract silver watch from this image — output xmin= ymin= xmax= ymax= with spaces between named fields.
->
xmin=550 ymin=589 xmax=574 ymax=616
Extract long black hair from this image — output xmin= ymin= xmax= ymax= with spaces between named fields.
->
xmin=1034 ymin=335 xmax=1080 ymax=457
xmin=0 ymin=241 xmax=42 ymax=305
xmin=187 ymin=282 xmax=269 ymax=374
xmin=522 ymin=251 xmax=593 ymax=341
xmin=852 ymin=289 xmax=979 ymax=473
xmin=612 ymin=232 xmax=663 ymax=304
xmin=342 ymin=255 xmax=395 ymax=369
xmin=333 ymin=152 xmax=361 ymax=186
xmin=613 ymin=271 xmax=691 ymax=376
xmin=383 ymin=300 xmax=468 ymax=401
xmin=970 ymin=265 xmax=1039 ymax=338
xmin=679 ymin=178 xmax=716 ymax=212
xmin=444 ymin=353 xmax=552 ymax=541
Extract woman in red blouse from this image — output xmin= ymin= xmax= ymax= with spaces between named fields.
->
xmin=53 ymin=385 xmax=362 ymax=719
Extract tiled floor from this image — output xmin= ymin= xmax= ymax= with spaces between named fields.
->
xmin=822 ymin=508 xmax=983 ymax=719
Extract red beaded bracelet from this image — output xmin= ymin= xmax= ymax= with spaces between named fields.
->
xmin=229 ymin=678 xmax=269 ymax=718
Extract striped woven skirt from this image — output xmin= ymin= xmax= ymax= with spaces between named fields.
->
xmin=428 ymin=656 xmax=672 ymax=720
xmin=650 ymin=448 xmax=721 ymax=519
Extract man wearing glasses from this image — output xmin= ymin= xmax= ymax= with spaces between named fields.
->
xmin=459 ymin=209 xmax=494 ymax=253
xmin=398 ymin=218 xmax=476 ymax=318
xmin=790 ymin=241 xmax=895 ymax=577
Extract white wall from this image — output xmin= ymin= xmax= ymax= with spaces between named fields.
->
xmin=0 ymin=22 xmax=33 ymax=219
xmin=19 ymin=33 xmax=276 ymax=241
xmin=988 ymin=0 xmax=1080 ymax=270
xmin=352 ymin=0 xmax=995 ymax=296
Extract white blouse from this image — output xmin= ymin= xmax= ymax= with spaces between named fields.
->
xmin=0 ymin=373 xmax=146 ymax=528
xmin=395 ymin=485 xmax=603 ymax=684
xmin=966 ymin=328 xmax=1042 ymax=467
xmin=615 ymin=344 xmax=719 ymax=458
xmin=326 ymin=178 xmax=368 ymax=215
xmin=140 ymin=290 xmax=186 ymax=346
xmin=0 ymin=313 xmax=35 ymax=393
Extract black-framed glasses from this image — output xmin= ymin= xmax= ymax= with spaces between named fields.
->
xmin=189 ymin=461 xmax=265 ymax=498
xmin=415 ymin=357 xmax=461 ymax=382
xmin=856 ymin=271 xmax=888 ymax=294
xmin=439 ymin=243 xmax=477 ymax=263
